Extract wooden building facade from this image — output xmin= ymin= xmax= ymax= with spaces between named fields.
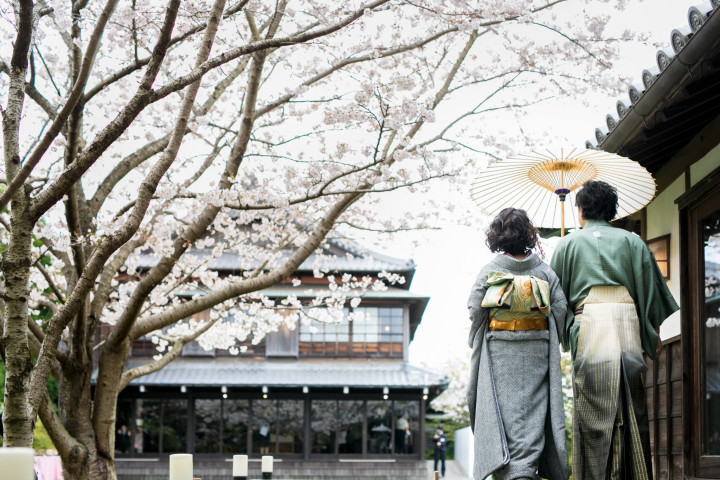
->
xmin=103 ymin=239 xmax=448 ymax=479
xmin=587 ymin=4 xmax=720 ymax=479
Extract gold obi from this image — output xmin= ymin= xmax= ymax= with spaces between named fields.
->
xmin=489 ymin=315 xmax=549 ymax=331
xmin=482 ymin=271 xmax=551 ymax=331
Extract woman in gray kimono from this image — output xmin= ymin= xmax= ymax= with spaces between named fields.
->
xmin=467 ymin=208 xmax=569 ymax=480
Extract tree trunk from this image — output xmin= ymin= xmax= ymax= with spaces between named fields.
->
xmin=2 ymin=5 xmax=35 ymax=443
xmin=1 ymin=209 xmax=35 ymax=447
xmin=49 ymin=342 xmax=130 ymax=480
xmin=56 ymin=361 xmax=96 ymax=478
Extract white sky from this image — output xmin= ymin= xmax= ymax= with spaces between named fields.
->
xmin=373 ymin=0 xmax=699 ymax=366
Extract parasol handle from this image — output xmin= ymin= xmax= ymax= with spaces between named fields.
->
xmin=555 ymin=188 xmax=571 ymax=237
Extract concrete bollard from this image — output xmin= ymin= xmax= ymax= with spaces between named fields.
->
xmin=169 ymin=453 xmax=193 ymax=480
xmin=261 ymin=455 xmax=273 ymax=479
xmin=232 ymin=454 xmax=248 ymax=480
xmin=0 ymin=447 xmax=35 ymax=480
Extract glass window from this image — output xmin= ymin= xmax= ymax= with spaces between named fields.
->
xmin=367 ymin=400 xmax=392 ymax=455
xmin=223 ymin=399 xmax=249 ymax=454
xmin=354 ymin=308 xmax=379 ymax=343
xmin=162 ymin=399 xmax=188 ymax=453
xmin=252 ymin=399 xmax=276 ymax=454
xmin=327 ymin=321 xmax=350 ymax=342
xmin=299 ymin=319 xmax=350 ymax=342
xmin=379 ymin=307 xmax=403 ymax=342
xmin=136 ymin=399 xmax=161 ymax=453
xmin=702 ymin=209 xmax=720 ymax=455
xmin=299 ymin=308 xmax=351 ymax=355
xmin=393 ymin=401 xmax=420 ymax=455
xmin=195 ymin=399 xmax=221 ymax=453
xmin=338 ymin=400 xmax=364 ymax=454
xmin=299 ymin=306 xmax=404 ymax=357
xmin=312 ymin=400 xmax=337 ymax=454
xmin=277 ymin=400 xmax=304 ymax=454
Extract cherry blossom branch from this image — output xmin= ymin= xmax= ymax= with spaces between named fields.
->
xmin=83 ymin=0 xmax=252 ymax=104
xmin=249 ymin=127 xmax=340 ymax=147
xmin=0 ymin=60 xmax=57 ymax=119
xmin=0 ymin=175 xmax=48 ymax=185
xmin=33 ymin=45 xmax=62 ymax=97
xmin=405 ymin=0 xmax=566 ymax=24
xmin=337 ymin=221 xmax=441 ymax=233
xmin=91 ymin=56 xmax=245 ymax=217
xmin=414 ymin=72 xmax=522 ymax=151
xmin=530 ymin=21 xmax=612 ymax=69
xmin=196 ymin=56 xmax=252 ymax=116
xmin=33 ymin=261 xmax=66 ymax=303
xmin=148 ymin=0 xmax=390 ymax=104
xmin=219 ymin=159 xmax=451 ymax=211
xmin=119 ymin=318 xmax=216 ymax=390
xmin=106 ymin=3 xmax=281 ymax=347
xmin=30 ymin=0 xmax=390 ymax=223
xmin=36 ymin=234 xmax=72 ymax=275
xmin=26 ymin=0 xmax=185 ymax=412
xmin=102 ymin=0 xmax=233 ymax=349
xmin=26 ymin=313 xmax=66 ymax=370
xmin=37 ymin=390 xmax=85 ymax=464
xmin=90 ymin=238 xmax=145 ymax=321
xmin=130 ymin=188 xmax=365 ymax=339
xmin=179 ymin=136 xmax=226 ymax=188
xmin=89 ymin=135 xmax=171 ymax=216
xmin=446 ymin=68 xmax=589 ymax=95
xmin=83 ymin=0 xmax=300 ymax=105
xmin=27 ymin=326 xmax=43 ymax=363
xmin=383 ymin=29 xmax=479 ymax=166
xmin=437 ymin=139 xmax=502 ymax=160
xmin=255 ymin=27 xmax=456 ymax=118
xmin=3 ymin=0 xmax=34 ymax=189
xmin=0 ymin=0 xmax=119 ymax=213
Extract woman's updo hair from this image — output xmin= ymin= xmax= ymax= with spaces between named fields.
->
xmin=575 ymin=180 xmax=618 ymax=221
xmin=485 ymin=208 xmax=539 ymax=255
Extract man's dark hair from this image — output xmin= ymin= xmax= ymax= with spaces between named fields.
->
xmin=485 ymin=208 xmax=538 ymax=256
xmin=576 ymin=180 xmax=618 ymax=221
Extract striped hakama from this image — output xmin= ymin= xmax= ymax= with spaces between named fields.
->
xmin=572 ymin=286 xmax=652 ymax=480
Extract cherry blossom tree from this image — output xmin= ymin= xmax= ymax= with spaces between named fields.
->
xmin=429 ymin=355 xmax=471 ymax=426
xmin=2 ymin=0 xmax=630 ymax=477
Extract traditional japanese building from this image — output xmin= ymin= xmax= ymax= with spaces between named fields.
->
xmin=586 ymin=4 xmax=720 ymax=478
xmin=110 ymin=238 xmax=447 ymax=479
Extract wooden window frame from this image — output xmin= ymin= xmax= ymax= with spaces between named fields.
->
xmin=647 ymin=234 xmax=671 ymax=280
xmin=680 ymin=178 xmax=720 ymax=478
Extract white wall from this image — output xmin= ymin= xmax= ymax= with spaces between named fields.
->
xmin=646 ymin=176 xmax=683 ymax=340
xmin=646 ymin=144 xmax=720 ymax=340
xmin=454 ymin=426 xmax=474 ymax=477
xmin=690 ymin=143 xmax=720 ymax=184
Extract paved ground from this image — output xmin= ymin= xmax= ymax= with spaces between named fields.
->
xmin=426 ymin=460 xmax=472 ymax=479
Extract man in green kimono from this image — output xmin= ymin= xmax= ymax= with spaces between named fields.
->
xmin=550 ymin=180 xmax=679 ymax=480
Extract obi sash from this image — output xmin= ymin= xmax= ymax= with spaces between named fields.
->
xmin=481 ymin=271 xmax=551 ymax=330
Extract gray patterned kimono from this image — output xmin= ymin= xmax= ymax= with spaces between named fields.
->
xmin=467 ymin=254 xmax=569 ymax=480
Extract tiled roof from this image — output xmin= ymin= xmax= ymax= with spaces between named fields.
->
xmin=586 ymin=2 xmax=720 ymax=176
xmin=254 ymin=286 xmax=427 ymax=301
xmin=121 ymin=360 xmax=448 ymax=389
xmin=135 ymin=238 xmax=416 ymax=276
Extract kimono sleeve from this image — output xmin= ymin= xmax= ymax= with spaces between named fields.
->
xmin=467 ymin=269 xmax=489 ymax=349
xmin=632 ymin=240 xmax=679 ymax=327
xmin=631 ymin=239 xmax=680 ymax=358
xmin=549 ymin=240 xmax=573 ymax=352
xmin=546 ymin=267 xmax=568 ymax=345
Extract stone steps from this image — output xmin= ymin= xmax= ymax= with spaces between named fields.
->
xmin=117 ymin=459 xmax=430 ymax=479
